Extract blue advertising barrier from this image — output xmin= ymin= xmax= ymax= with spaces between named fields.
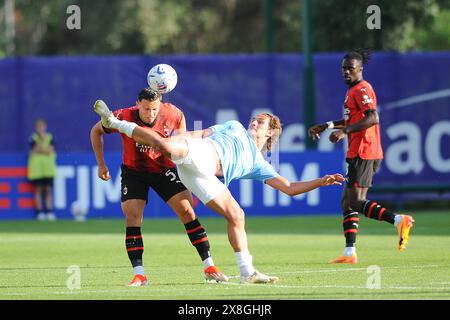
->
xmin=0 ymin=52 xmax=449 ymax=219
xmin=0 ymin=151 xmax=344 ymax=219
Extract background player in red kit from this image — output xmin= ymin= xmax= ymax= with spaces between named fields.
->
xmin=308 ymin=49 xmax=415 ymax=263
xmin=90 ymin=88 xmax=227 ymax=285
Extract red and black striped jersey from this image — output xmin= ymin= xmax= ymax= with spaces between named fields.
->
xmin=343 ymin=80 xmax=383 ymax=160
xmin=105 ymin=103 xmax=184 ymax=173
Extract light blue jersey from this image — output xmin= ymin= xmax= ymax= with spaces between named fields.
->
xmin=206 ymin=120 xmax=279 ymax=186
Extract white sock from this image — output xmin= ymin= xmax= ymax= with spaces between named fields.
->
xmin=133 ymin=265 xmax=145 ymax=276
xmin=344 ymin=246 xmax=356 ymax=257
xmin=110 ymin=118 xmax=137 ymax=138
xmin=394 ymin=215 xmax=403 ymax=226
xmin=118 ymin=121 xmax=137 ymax=138
xmin=202 ymin=257 xmax=214 ymax=269
xmin=235 ymin=251 xmax=256 ymax=277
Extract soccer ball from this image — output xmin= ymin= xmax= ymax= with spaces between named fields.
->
xmin=147 ymin=64 xmax=178 ymax=94
xmin=71 ymin=200 xmax=88 ymax=222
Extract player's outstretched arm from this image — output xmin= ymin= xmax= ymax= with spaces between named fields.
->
xmin=265 ymin=173 xmax=345 ymax=196
xmin=308 ymin=119 xmax=345 ymax=140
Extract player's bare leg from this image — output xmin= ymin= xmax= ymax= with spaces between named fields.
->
xmin=130 ymin=128 xmax=189 ymax=162
xmin=206 ymin=189 xmax=278 ymax=284
xmin=94 ymin=100 xmax=188 ymax=161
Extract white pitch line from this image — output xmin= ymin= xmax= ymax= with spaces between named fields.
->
xmin=0 ymin=287 xmax=215 ymax=297
xmin=1 ymin=264 xmax=448 ymax=297
xmin=218 ymin=282 xmax=450 ymax=291
xmin=271 ymin=264 xmax=442 ymax=275
xmin=218 ymin=264 xmax=444 ymax=277
xmin=0 ymin=284 xmax=240 ymax=297
xmin=229 ymin=264 xmax=443 ymax=278
xmin=2 ymin=282 xmax=450 ymax=297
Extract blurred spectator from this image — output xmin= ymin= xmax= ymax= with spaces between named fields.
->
xmin=27 ymin=118 xmax=57 ymax=221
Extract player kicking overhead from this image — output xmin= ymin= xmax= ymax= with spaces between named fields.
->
xmin=308 ymin=48 xmax=414 ymax=264
xmin=94 ymin=100 xmax=345 ymax=283
xmin=91 ymin=88 xmax=228 ymax=286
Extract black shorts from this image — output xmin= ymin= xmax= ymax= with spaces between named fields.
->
xmin=120 ymin=164 xmax=187 ymax=203
xmin=29 ymin=178 xmax=54 ymax=187
xmin=345 ymin=156 xmax=382 ymax=188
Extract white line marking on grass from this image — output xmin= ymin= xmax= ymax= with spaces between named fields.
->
xmin=0 ymin=292 xmax=30 ymax=296
xmin=1 ymin=284 xmax=237 ymax=297
xmin=222 ymin=264 xmax=444 ymax=280
xmin=219 ymin=282 xmax=450 ymax=291
xmin=2 ymin=264 xmax=448 ymax=297
xmin=2 ymin=282 xmax=450 ymax=297
xmin=272 ymin=264 xmax=442 ymax=275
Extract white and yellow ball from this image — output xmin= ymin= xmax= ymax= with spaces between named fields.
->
xmin=147 ymin=63 xmax=178 ymax=94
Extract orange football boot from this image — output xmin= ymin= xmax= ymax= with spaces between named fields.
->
xmin=397 ymin=214 xmax=415 ymax=251
xmin=127 ymin=274 xmax=148 ymax=287
xmin=204 ymin=266 xmax=229 ymax=283
xmin=329 ymin=253 xmax=358 ymax=264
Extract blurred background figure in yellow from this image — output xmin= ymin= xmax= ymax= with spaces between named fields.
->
xmin=27 ymin=118 xmax=57 ymax=221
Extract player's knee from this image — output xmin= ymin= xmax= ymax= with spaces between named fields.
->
xmin=122 ymin=206 xmax=143 ymax=225
xmin=166 ymin=139 xmax=188 ymax=161
xmin=177 ymin=207 xmax=196 ymax=224
xmin=226 ymin=208 xmax=245 ymax=226
xmin=125 ymin=213 xmax=142 ymax=226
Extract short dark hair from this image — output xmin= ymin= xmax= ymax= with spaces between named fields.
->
xmin=344 ymin=48 xmax=372 ymax=65
xmin=137 ymin=87 xmax=161 ymax=102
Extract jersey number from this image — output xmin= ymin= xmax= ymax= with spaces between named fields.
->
xmin=165 ymin=170 xmax=181 ymax=183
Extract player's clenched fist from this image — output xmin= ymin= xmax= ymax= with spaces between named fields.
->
xmin=98 ymin=165 xmax=111 ymax=181
xmin=329 ymin=129 xmax=346 ymax=143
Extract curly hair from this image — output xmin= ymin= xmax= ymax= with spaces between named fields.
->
xmin=344 ymin=48 xmax=372 ymax=65
xmin=262 ymin=113 xmax=282 ymax=152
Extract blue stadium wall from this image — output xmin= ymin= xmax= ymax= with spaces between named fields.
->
xmin=0 ymin=53 xmax=449 ymax=219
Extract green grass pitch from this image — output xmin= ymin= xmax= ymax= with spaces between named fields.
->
xmin=0 ymin=211 xmax=449 ymax=300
